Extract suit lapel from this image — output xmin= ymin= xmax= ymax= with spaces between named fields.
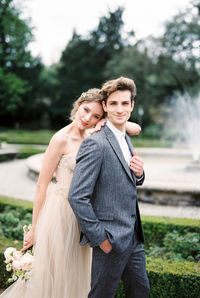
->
xmin=103 ymin=125 xmax=134 ymax=183
xmin=125 ymin=134 xmax=137 ymax=185
xmin=125 ymin=134 xmax=134 ymax=156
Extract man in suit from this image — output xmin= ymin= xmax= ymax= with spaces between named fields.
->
xmin=68 ymin=77 xmax=150 ymax=298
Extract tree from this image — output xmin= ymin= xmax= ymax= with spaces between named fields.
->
xmin=54 ymin=7 xmax=127 ymax=126
xmin=154 ymin=0 xmax=200 ymax=96
xmin=0 ymin=0 xmax=44 ymax=128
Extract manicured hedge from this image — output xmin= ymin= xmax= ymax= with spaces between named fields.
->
xmin=146 ymin=257 xmax=200 ymax=298
xmin=0 ymin=197 xmax=199 ymax=296
xmin=0 ymin=130 xmax=54 ymax=145
xmin=0 ymin=196 xmax=33 ymax=213
xmin=141 ymin=215 xmax=200 ymax=247
xmin=1 ymin=241 xmax=199 ymax=297
xmin=0 ymin=148 xmax=45 ymax=163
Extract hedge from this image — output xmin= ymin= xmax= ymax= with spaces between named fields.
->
xmin=1 ymin=239 xmax=199 ymax=297
xmin=0 ymin=148 xmax=45 ymax=163
xmin=0 ymin=197 xmax=200 ymax=296
xmin=0 ymin=130 xmax=54 ymax=145
xmin=0 ymin=196 xmax=33 ymax=213
xmin=141 ymin=215 xmax=200 ymax=248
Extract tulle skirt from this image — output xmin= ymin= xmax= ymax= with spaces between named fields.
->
xmin=1 ymin=183 xmax=92 ymax=298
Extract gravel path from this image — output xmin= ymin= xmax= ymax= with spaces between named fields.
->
xmin=0 ymin=159 xmax=200 ymax=219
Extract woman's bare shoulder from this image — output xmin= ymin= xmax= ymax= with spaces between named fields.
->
xmin=50 ymin=126 xmax=70 ymax=146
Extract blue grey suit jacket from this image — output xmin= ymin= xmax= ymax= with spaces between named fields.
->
xmin=68 ymin=124 xmax=145 ymax=253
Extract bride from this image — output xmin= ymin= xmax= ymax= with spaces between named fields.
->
xmin=1 ymin=88 xmax=141 ymax=298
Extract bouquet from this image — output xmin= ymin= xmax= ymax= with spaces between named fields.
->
xmin=4 ymin=224 xmax=34 ymax=283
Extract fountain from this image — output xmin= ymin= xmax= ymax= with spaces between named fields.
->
xmin=172 ymin=93 xmax=200 ymax=171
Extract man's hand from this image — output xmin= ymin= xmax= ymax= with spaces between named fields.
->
xmin=130 ymin=150 xmax=144 ymax=178
xmin=99 ymin=238 xmax=112 ymax=254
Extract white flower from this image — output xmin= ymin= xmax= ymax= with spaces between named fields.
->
xmin=5 ymin=258 xmax=11 ymax=264
xmin=20 ymin=253 xmax=33 ymax=271
xmin=4 ymin=247 xmax=16 ymax=260
xmin=12 ymin=260 xmax=22 ymax=271
xmin=13 ymin=250 xmax=22 ymax=261
xmin=6 ymin=263 xmax=12 ymax=272
xmin=12 ymin=275 xmax=17 ymax=281
xmin=24 ymin=272 xmax=31 ymax=281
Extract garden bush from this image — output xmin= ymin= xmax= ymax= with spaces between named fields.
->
xmin=18 ymin=148 xmax=45 ymax=159
xmin=0 ymin=196 xmax=33 ymax=213
xmin=0 ymin=206 xmax=32 ymax=240
xmin=0 ymin=130 xmax=54 ymax=145
xmin=147 ymin=230 xmax=200 ymax=262
xmin=0 ymin=197 xmax=199 ymax=296
xmin=142 ymin=215 xmax=200 ymax=247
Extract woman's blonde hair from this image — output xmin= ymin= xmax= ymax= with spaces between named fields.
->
xmin=99 ymin=76 xmax=137 ymax=103
xmin=70 ymin=88 xmax=103 ymax=121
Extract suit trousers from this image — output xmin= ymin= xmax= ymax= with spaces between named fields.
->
xmin=88 ymin=230 xmax=150 ymax=298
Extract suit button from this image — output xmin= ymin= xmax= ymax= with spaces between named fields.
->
xmin=131 ymin=214 xmax=135 ymax=218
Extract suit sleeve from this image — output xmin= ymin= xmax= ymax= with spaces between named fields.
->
xmin=68 ymin=137 xmax=107 ymax=247
xmin=136 ymin=171 xmax=145 ymax=186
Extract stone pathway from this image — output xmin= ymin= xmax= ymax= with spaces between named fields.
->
xmin=0 ymin=159 xmax=35 ymax=201
xmin=0 ymin=158 xmax=200 ymax=219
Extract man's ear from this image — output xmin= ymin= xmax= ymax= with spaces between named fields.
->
xmin=102 ymin=101 xmax=107 ymax=112
xmin=131 ymin=101 xmax=135 ymax=111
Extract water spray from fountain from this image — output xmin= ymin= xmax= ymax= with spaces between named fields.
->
xmin=173 ymin=93 xmax=200 ymax=171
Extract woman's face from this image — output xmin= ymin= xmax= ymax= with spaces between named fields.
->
xmin=74 ymin=101 xmax=103 ymax=130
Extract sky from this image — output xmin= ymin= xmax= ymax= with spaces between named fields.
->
xmin=21 ymin=0 xmax=191 ymax=66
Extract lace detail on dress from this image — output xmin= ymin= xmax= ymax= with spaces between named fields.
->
xmin=57 ymin=154 xmax=76 ymax=171
xmin=48 ymin=182 xmax=69 ymax=199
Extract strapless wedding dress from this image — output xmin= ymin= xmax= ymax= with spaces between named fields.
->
xmin=0 ymin=154 xmax=92 ymax=298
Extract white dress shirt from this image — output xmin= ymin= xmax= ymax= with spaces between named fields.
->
xmin=106 ymin=120 xmax=132 ymax=165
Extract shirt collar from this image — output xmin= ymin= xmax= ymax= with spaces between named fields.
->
xmin=106 ymin=120 xmax=126 ymax=139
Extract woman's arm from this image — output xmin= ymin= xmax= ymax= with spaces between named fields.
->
xmin=22 ymin=135 xmax=65 ymax=251
xmin=125 ymin=121 xmax=141 ymax=136
xmin=88 ymin=119 xmax=141 ymax=136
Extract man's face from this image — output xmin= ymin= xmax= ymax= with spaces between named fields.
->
xmin=102 ymin=90 xmax=134 ymax=131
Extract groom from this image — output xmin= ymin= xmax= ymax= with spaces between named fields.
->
xmin=68 ymin=77 xmax=150 ymax=298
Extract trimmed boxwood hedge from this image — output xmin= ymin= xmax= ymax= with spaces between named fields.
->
xmin=0 ymin=197 xmax=200 ymax=296
xmin=1 ymin=240 xmax=199 ymax=297
xmin=0 ymin=196 xmax=33 ymax=212
xmin=0 ymin=148 xmax=45 ymax=163
xmin=141 ymin=215 xmax=200 ymax=248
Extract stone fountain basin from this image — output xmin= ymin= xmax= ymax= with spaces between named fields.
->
xmin=138 ymin=148 xmax=200 ymax=206
xmin=27 ymin=148 xmax=200 ymax=206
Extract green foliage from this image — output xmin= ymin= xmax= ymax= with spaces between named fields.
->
xmin=0 ymin=197 xmax=200 ymax=296
xmin=18 ymin=148 xmax=45 ymax=159
xmin=146 ymin=258 xmax=200 ymax=298
xmin=0 ymin=237 xmax=23 ymax=289
xmin=142 ymin=215 xmax=200 ymax=248
xmin=0 ymin=68 xmax=28 ymax=112
xmin=147 ymin=231 xmax=200 ymax=262
xmin=0 ymin=130 xmax=54 ymax=144
xmin=55 ymin=7 xmax=126 ymax=125
xmin=0 ymin=195 xmax=33 ymax=213
xmin=0 ymin=206 xmax=32 ymax=240
xmin=0 ymin=0 xmax=45 ymax=129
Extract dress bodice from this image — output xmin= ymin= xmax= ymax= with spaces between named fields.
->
xmin=55 ymin=154 xmax=76 ymax=187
